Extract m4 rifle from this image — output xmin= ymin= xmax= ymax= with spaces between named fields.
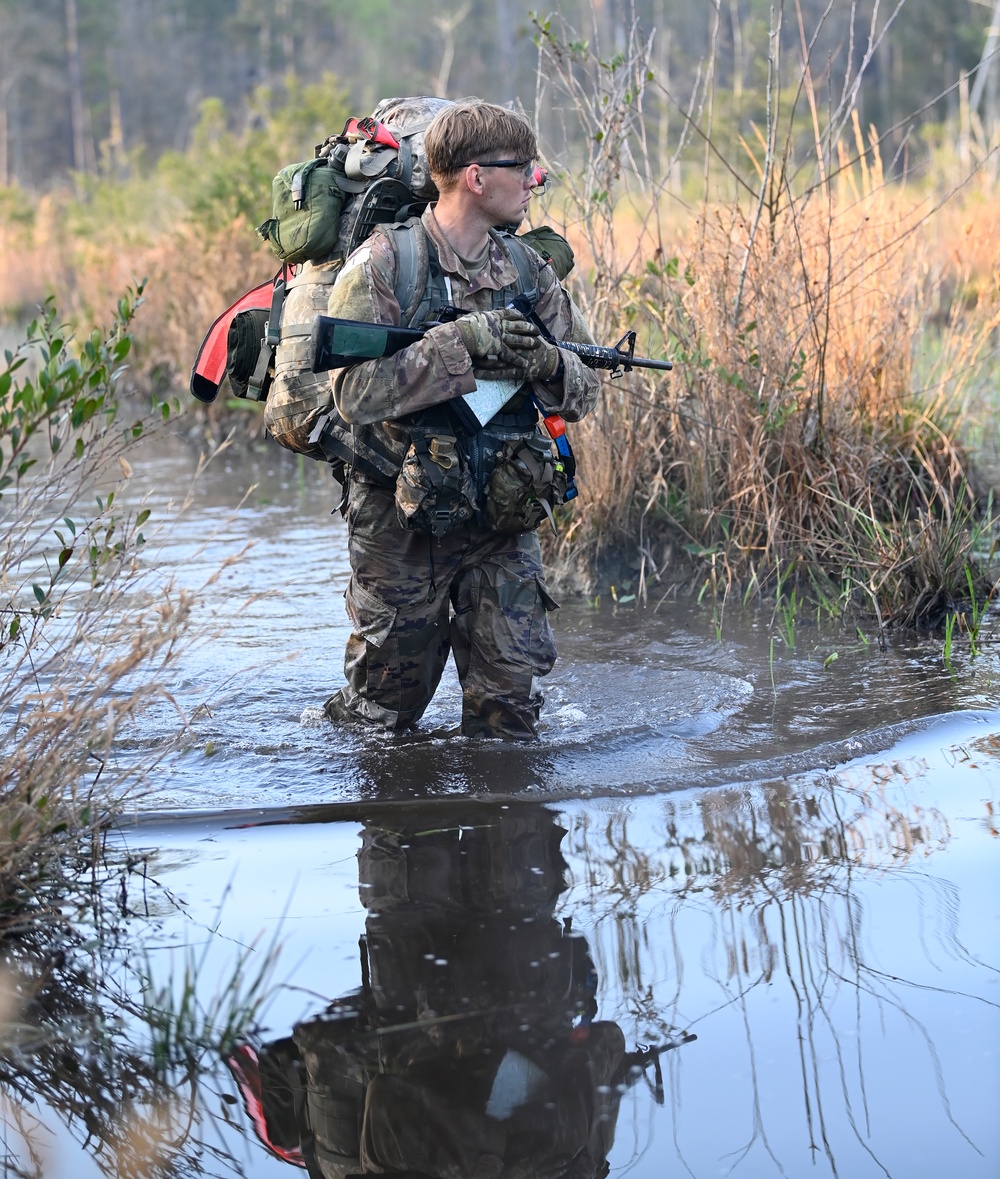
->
xmin=309 ymin=314 xmax=672 ymax=378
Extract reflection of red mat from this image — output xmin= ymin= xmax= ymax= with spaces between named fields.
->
xmin=189 ymin=277 xmax=278 ymax=404
xmin=227 ymin=1043 xmax=306 ymax=1167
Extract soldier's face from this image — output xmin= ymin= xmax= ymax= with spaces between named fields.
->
xmin=476 ymin=158 xmax=535 ymax=226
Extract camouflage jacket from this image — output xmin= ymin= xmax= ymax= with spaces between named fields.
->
xmin=326 ymin=207 xmax=601 ymax=472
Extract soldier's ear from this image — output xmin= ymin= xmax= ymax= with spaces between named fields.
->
xmin=463 ymin=164 xmax=486 ymax=195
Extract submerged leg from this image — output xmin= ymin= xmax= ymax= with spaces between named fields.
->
xmin=451 ymin=532 xmax=558 ymax=740
xmin=326 ymin=484 xmax=456 ymax=731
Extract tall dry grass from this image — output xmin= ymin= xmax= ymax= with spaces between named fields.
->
xmin=1 ymin=199 xmax=268 ymax=406
xmin=0 ymin=76 xmax=350 ymax=418
xmin=531 ymin=13 xmax=999 ymax=623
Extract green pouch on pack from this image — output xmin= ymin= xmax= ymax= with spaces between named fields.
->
xmin=519 ymin=224 xmax=575 ymax=280
xmin=256 ymin=157 xmax=346 ymax=265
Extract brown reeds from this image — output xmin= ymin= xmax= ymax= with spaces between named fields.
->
xmin=531 ymin=12 xmax=998 ymax=623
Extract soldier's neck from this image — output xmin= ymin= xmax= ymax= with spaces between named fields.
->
xmin=432 ymin=198 xmax=491 ymax=260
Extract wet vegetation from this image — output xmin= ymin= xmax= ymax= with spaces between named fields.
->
xmin=1 ymin=290 xmax=177 ymax=919
xmin=526 ymin=17 xmax=1000 ymax=632
xmin=0 ymin=291 xmax=227 ymax=1172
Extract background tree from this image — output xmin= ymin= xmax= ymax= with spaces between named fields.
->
xmin=0 ymin=0 xmax=993 ymax=192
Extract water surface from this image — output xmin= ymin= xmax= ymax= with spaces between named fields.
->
xmin=9 ymin=431 xmax=1000 ymax=1178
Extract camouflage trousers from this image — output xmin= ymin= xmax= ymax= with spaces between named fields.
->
xmin=325 ymin=480 xmax=559 ymax=739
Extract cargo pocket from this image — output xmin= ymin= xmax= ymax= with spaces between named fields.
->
xmin=527 ymin=576 xmax=559 ymax=676
xmin=345 ymin=577 xmax=397 ymax=648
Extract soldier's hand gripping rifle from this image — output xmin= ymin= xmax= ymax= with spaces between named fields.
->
xmin=309 ymin=309 xmax=673 ymax=377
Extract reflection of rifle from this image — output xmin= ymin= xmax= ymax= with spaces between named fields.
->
xmin=612 ymin=1034 xmax=698 ymax=1104
xmin=310 ymin=314 xmax=673 ymax=378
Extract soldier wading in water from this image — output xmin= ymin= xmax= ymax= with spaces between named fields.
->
xmin=323 ymin=100 xmax=600 ymax=739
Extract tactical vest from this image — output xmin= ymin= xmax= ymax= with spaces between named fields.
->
xmin=308 ymin=220 xmax=541 ymax=506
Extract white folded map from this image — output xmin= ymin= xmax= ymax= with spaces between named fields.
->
xmin=461 ymin=377 xmax=523 ymax=427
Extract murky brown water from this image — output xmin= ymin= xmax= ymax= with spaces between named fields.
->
xmin=8 ymin=431 xmax=1000 ymax=1177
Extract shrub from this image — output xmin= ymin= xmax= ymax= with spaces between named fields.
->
xmin=0 ymin=287 xmax=192 ymax=922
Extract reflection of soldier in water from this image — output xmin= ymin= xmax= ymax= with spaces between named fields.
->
xmin=230 ymin=804 xmax=676 ymax=1178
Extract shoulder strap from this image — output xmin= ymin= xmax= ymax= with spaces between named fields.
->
xmin=245 ymin=274 xmax=287 ymax=401
xmin=389 ymin=219 xmax=449 ymax=328
xmin=390 ymin=223 xmax=538 ymax=326
xmin=499 ymin=231 xmax=538 ymax=307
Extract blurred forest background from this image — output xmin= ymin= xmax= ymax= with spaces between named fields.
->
xmin=1 ymin=0 xmax=997 ymax=190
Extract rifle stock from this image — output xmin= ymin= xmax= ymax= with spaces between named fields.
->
xmin=309 ymin=315 xmax=672 ymax=376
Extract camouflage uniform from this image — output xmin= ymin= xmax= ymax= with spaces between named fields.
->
xmin=324 ymin=207 xmax=600 ymax=739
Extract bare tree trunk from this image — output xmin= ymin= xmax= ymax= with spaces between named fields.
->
xmin=277 ymin=0 xmax=294 ymax=77
xmin=106 ymin=44 xmax=124 ymax=173
xmin=65 ymin=0 xmax=88 ymax=173
xmin=0 ymin=98 xmax=7 ymax=188
xmin=495 ymin=0 xmax=516 ymax=94
xmin=969 ymin=0 xmax=1000 ymax=124
xmin=433 ymin=5 xmax=470 ymax=98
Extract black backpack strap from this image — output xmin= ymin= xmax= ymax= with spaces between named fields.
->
xmin=388 ymin=219 xmax=450 ymax=328
xmin=245 ymin=274 xmax=287 ymax=402
xmin=498 ymin=231 xmax=539 ymax=310
xmin=307 ymin=408 xmax=403 ymax=484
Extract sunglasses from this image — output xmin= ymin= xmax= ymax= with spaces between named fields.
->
xmin=467 ymin=160 xmax=549 ymax=193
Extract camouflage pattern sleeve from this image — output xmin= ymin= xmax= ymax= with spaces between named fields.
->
xmin=529 ymin=262 xmax=602 ymax=423
xmin=328 ymin=231 xmax=478 ymax=426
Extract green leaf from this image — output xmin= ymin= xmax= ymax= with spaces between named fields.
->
xmin=32 ymin=584 xmax=46 ymax=604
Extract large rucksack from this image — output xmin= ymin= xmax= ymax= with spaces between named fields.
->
xmin=199 ymin=95 xmax=574 ymax=476
xmin=251 ymin=96 xmax=453 ymax=461
xmin=257 ymin=95 xmax=450 ymax=270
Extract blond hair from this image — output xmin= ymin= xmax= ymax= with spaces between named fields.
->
xmin=424 ymin=100 xmax=536 ymax=190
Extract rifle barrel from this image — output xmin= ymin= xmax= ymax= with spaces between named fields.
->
xmin=558 ymin=339 xmax=673 ymax=372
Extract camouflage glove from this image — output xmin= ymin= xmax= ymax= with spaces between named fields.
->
xmin=454 ymin=309 xmax=541 ymax=366
xmin=496 ymin=314 xmax=562 ymax=383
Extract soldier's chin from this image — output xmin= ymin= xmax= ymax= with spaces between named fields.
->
xmin=496 ymin=211 xmax=527 ymax=230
